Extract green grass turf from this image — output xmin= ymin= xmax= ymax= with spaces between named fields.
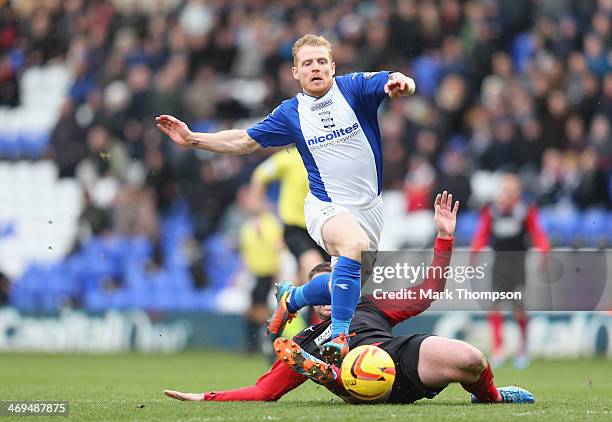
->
xmin=0 ymin=351 xmax=610 ymax=421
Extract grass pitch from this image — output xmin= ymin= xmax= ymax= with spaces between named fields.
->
xmin=1 ymin=351 xmax=610 ymax=421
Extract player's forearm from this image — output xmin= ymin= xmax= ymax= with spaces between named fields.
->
xmin=204 ymin=359 xmax=308 ymax=401
xmin=406 ymin=237 xmax=453 ymax=298
xmin=204 ymin=386 xmax=275 ymax=401
xmin=372 ymin=237 xmax=453 ymax=325
xmin=187 ymin=129 xmax=261 ymax=155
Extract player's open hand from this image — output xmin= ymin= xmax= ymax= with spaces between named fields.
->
xmin=384 ymin=74 xmax=416 ymax=98
xmin=434 ymin=191 xmax=459 ymax=239
xmin=156 ymin=115 xmax=195 ymax=147
xmin=163 ymin=389 xmax=205 ymax=401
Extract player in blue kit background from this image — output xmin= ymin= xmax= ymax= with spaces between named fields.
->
xmin=156 ymin=34 xmax=416 ymax=365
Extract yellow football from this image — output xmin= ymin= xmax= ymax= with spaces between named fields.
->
xmin=340 ymin=345 xmax=396 ymax=402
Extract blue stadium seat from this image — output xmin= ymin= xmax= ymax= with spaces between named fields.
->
xmin=537 ymin=207 xmax=556 ymax=234
xmin=554 ymin=209 xmax=581 ymax=246
xmin=123 ymin=265 xmax=148 ymax=291
xmin=47 ymin=263 xmax=79 ymax=296
xmin=538 ymin=207 xmax=569 ymax=246
xmin=0 ymin=133 xmax=20 ymax=159
xmin=606 ymin=212 xmax=612 ymax=244
xmin=151 ymin=284 xmax=179 ymax=312
xmin=0 ymin=221 xmax=16 ymax=239
xmin=165 ymin=267 xmax=193 ymax=291
xmin=204 ymin=234 xmax=241 ymax=290
xmin=9 ymin=283 xmax=36 ymax=311
xmin=106 ymin=290 xmax=130 ymax=310
xmin=19 ymin=132 xmax=50 ymax=159
xmin=126 ymin=286 xmax=151 ymax=309
xmin=160 ymin=204 xmax=194 ymax=271
xmin=40 ymin=292 xmax=61 ymax=312
xmin=173 ymin=289 xmax=197 ymax=311
xmin=84 ymin=290 xmax=109 ymax=312
xmin=579 ymin=208 xmax=607 ymax=247
xmin=118 ymin=236 xmax=153 ymax=269
xmin=190 ymin=289 xmax=216 ymax=312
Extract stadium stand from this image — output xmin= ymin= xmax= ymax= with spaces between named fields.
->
xmin=0 ymin=0 xmax=610 ymax=312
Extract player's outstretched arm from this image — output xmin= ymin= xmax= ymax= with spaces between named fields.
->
xmin=384 ymin=72 xmax=417 ymax=98
xmin=369 ymin=191 xmax=459 ymax=325
xmin=163 ymin=359 xmax=307 ymax=402
xmin=155 ymin=114 xmax=262 ymax=155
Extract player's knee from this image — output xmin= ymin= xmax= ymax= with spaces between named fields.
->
xmin=457 ymin=344 xmax=487 ymax=380
xmin=337 ymin=234 xmax=370 ymax=257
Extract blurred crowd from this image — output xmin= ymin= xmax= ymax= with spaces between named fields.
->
xmin=0 ymin=0 xmax=610 ymax=277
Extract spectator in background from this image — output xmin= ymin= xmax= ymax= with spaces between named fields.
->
xmin=380 ymin=111 xmax=409 ymax=191
xmin=240 ymin=189 xmax=284 ymax=353
xmin=113 ymin=171 xmax=159 ymax=242
xmin=75 ymin=190 xmax=112 ymax=251
xmin=49 ymin=101 xmax=88 ymax=178
xmin=583 ymin=33 xmax=609 ymax=78
xmin=541 ymin=91 xmax=569 ymax=149
xmin=471 ymin=173 xmax=550 ymax=369
xmin=571 ymin=147 xmax=610 ymax=210
xmin=536 ymin=149 xmax=570 ymax=206
xmin=435 ymin=73 xmax=470 ymax=139
xmin=431 ymin=146 xmax=471 ymax=213
xmin=144 ymin=145 xmax=179 ymax=216
xmin=178 ymin=157 xmax=242 ymax=289
xmin=600 ymin=73 xmax=612 ymax=119
xmin=0 ymin=55 xmax=19 ymax=107
xmin=576 ymin=71 xmax=601 ymax=127
xmin=564 ymin=114 xmax=587 ymax=153
xmin=123 ymin=64 xmax=153 ymax=159
xmin=249 ymin=147 xmax=327 ymax=287
xmin=15 ymin=0 xmax=608 ymax=222
xmin=405 ymin=155 xmax=436 ymax=212
xmin=388 ymin=0 xmax=421 ymax=59
xmin=518 ymin=117 xmax=545 ymax=175
xmin=2 ymin=0 xmax=611 ymax=314
xmin=77 ymin=124 xmax=129 ymax=184
xmin=0 ymin=271 xmax=9 ymax=305
xmin=588 ymin=114 xmax=611 ymax=170
xmin=479 ymin=117 xmax=521 ymax=171
xmin=413 ymin=129 xmax=440 ymax=165
xmin=150 ymin=56 xmax=187 ymax=119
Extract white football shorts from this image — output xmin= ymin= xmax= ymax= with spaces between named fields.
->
xmin=303 ymin=192 xmax=383 ymax=256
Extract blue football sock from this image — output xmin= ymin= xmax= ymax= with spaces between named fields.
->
xmin=287 ymin=272 xmax=331 ymax=313
xmin=331 ymin=256 xmax=361 ymax=339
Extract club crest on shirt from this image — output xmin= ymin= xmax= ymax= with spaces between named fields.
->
xmin=319 ymin=110 xmax=335 ymax=128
